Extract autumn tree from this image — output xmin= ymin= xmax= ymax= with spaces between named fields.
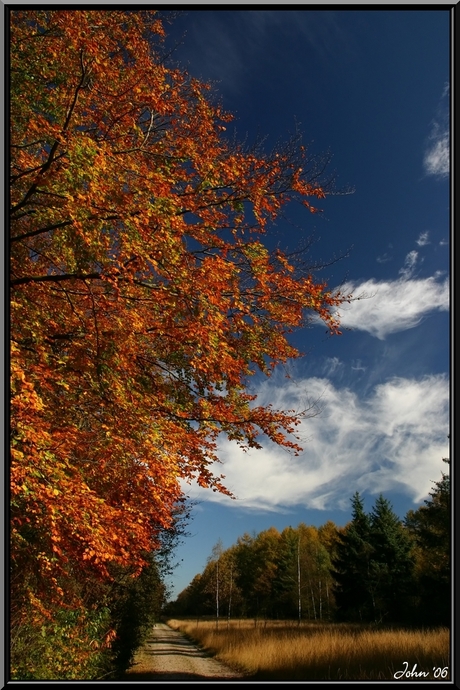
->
xmin=218 ymin=545 xmax=242 ymax=622
xmin=317 ymin=520 xmax=341 ymax=618
xmin=248 ymin=527 xmax=282 ymax=619
xmin=204 ymin=540 xmax=224 ymax=624
xmin=166 ymin=573 xmax=205 ymax=618
xmin=232 ymin=528 xmax=282 ymax=620
xmin=199 ymin=540 xmax=242 ymax=625
xmin=299 ymin=525 xmax=334 ymax=621
xmin=172 ymin=522 xmax=342 ymax=622
xmin=269 ymin=524 xmax=333 ymax=622
xmin=10 ymin=8 xmax=350 ymax=659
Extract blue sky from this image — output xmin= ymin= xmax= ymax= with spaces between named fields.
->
xmin=161 ymin=9 xmax=451 ymax=600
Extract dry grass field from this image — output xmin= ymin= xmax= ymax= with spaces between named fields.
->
xmin=167 ymin=619 xmax=450 ymax=681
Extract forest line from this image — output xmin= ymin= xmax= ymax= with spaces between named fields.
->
xmin=167 ymin=468 xmax=450 ymax=628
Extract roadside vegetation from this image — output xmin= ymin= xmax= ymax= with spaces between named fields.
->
xmin=167 ymin=619 xmax=450 ymax=681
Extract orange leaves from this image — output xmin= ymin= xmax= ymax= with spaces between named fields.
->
xmin=10 ymin=9 xmax=351 ymax=617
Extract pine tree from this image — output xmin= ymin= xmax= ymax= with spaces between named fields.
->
xmin=331 ymin=492 xmax=375 ymax=622
xmin=405 ymin=459 xmax=450 ymax=625
xmin=368 ymin=495 xmax=415 ymax=624
xmin=272 ymin=527 xmax=299 ymax=620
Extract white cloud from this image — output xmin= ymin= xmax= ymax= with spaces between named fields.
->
xmin=398 ymin=250 xmax=419 ymax=279
xmin=416 ymin=231 xmax=430 ymax=247
xmin=186 ymin=375 xmax=449 ymax=512
xmin=376 ymin=252 xmax=392 ymax=264
xmin=331 ymin=274 xmax=449 ymax=340
xmin=423 ymin=86 xmax=450 ymax=178
xmin=424 ymin=133 xmax=449 ymax=178
xmin=322 ymin=356 xmax=342 ymax=376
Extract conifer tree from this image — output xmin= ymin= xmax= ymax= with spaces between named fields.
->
xmin=272 ymin=527 xmax=299 ymax=619
xmin=331 ymin=492 xmax=374 ymax=622
xmin=368 ymin=495 xmax=415 ymax=624
xmin=405 ymin=459 xmax=450 ymax=625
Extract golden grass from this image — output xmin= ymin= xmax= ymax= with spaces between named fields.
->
xmin=167 ymin=619 xmax=450 ymax=680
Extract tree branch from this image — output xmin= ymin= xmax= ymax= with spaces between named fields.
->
xmin=10 ymin=50 xmax=90 ymax=216
xmin=11 ymin=272 xmax=102 ymax=287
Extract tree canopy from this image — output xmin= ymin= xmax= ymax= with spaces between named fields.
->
xmin=405 ymin=459 xmax=450 ymax=626
xmin=170 ymin=480 xmax=449 ymax=628
xmin=331 ymin=492 xmax=375 ymax=622
xmin=10 ymin=9 xmax=350 ymax=622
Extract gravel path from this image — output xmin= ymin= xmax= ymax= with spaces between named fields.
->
xmin=123 ymin=622 xmax=247 ymax=681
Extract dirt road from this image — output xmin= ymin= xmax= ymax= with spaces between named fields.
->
xmin=123 ymin=622 xmax=247 ymax=681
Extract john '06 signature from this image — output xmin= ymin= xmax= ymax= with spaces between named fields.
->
xmin=394 ymin=662 xmax=449 ymax=679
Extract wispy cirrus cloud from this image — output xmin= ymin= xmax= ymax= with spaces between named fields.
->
xmin=424 ymin=126 xmax=449 ymax=178
xmin=321 ymin=356 xmax=343 ymax=376
xmin=398 ymin=250 xmax=419 ymax=279
xmin=357 ymin=239 xmax=447 ymax=337
xmin=423 ymin=84 xmax=450 ymax=178
xmin=187 ymin=374 xmax=449 ymax=511
xmin=332 ymin=274 xmax=448 ymax=340
xmin=416 ymin=231 xmax=430 ymax=247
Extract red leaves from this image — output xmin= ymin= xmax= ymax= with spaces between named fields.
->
xmin=10 ymin=10 xmax=351 ymax=613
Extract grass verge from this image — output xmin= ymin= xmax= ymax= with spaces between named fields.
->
xmin=167 ymin=619 xmax=450 ymax=681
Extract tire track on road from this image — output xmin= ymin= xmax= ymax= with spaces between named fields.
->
xmin=123 ymin=622 xmax=247 ymax=681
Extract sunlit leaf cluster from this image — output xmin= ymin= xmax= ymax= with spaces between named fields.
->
xmin=10 ymin=9 xmax=350 ymax=632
